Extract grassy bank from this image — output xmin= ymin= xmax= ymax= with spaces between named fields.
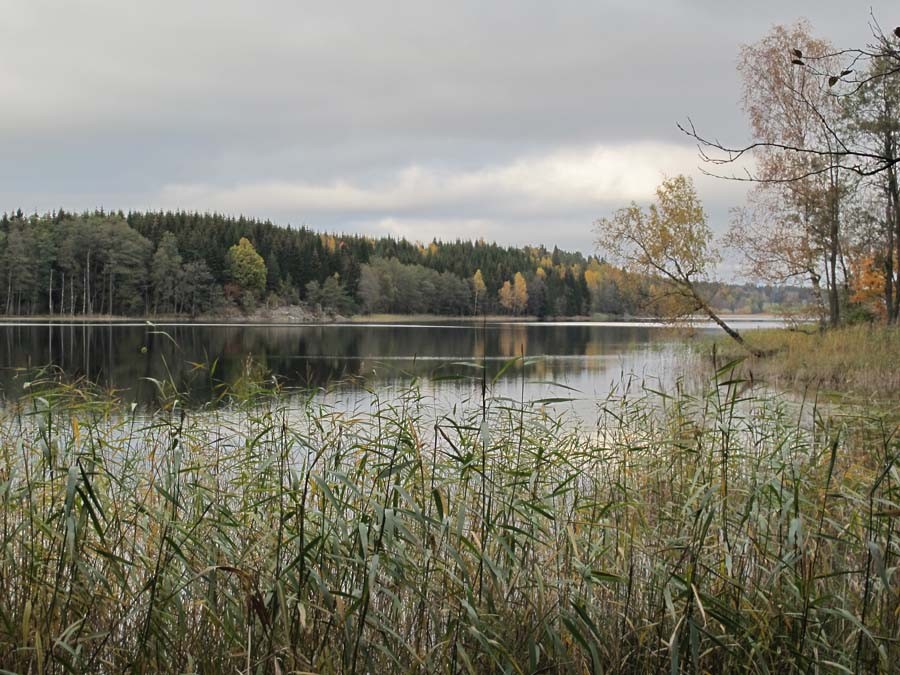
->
xmin=711 ymin=324 xmax=900 ymax=399
xmin=0 ymin=368 xmax=897 ymax=673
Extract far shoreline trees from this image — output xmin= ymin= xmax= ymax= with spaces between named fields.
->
xmin=0 ymin=208 xmax=809 ymax=319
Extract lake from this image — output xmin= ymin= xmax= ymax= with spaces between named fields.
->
xmin=0 ymin=318 xmax=779 ymax=410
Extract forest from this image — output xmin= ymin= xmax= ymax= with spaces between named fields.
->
xmin=0 ymin=208 xmax=809 ymax=319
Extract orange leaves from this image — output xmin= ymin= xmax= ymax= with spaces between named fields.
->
xmin=850 ymin=255 xmax=888 ymax=319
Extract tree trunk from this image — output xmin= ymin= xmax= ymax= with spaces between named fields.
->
xmin=884 ymin=183 xmax=895 ymax=322
xmin=890 ymin=163 xmax=900 ymax=324
xmin=827 ymin=174 xmax=841 ymax=328
xmin=687 ymin=283 xmax=763 ymax=356
xmin=828 ymin=253 xmax=839 ymax=327
xmin=84 ymin=249 xmax=90 ymax=315
xmin=882 ymin=132 xmax=897 ymax=322
xmin=882 ymin=97 xmax=900 ymax=324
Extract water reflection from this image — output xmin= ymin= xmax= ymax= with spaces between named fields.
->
xmin=0 ymin=321 xmax=720 ymax=406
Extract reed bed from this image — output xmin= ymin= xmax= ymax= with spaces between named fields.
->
xmin=712 ymin=324 xmax=900 ymax=399
xmin=0 ymin=363 xmax=897 ymax=673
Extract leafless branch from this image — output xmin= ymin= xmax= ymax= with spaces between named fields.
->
xmin=680 ymin=21 xmax=900 ymax=184
xmin=679 ymin=119 xmax=900 ymax=182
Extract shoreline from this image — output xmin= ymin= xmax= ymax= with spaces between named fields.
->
xmin=0 ymin=311 xmax=785 ymax=326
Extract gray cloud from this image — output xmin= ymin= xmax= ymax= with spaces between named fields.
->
xmin=1 ymin=0 xmax=895 ymax=258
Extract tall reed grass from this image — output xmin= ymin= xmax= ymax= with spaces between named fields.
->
xmin=0 ymin=361 xmax=897 ymax=673
xmin=712 ymin=324 xmax=900 ymax=399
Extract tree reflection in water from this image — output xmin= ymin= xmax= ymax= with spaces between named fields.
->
xmin=0 ymin=321 xmax=706 ymax=408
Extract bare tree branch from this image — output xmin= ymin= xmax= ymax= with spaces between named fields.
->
xmin=679 ymin=21 xmax=900 ymax=183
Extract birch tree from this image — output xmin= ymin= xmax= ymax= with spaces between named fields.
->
xmin=595 ymin=175 xmax=759 ymax=353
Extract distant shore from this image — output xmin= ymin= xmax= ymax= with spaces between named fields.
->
xmin=0 ymin=310 xmax=785 ymax=325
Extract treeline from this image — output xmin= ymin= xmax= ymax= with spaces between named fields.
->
xmin=0 ymin=208 xmax=808 ymax=318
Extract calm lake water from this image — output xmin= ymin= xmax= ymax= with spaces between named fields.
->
xmin=0 ymin=319 xmax=779 ymax=410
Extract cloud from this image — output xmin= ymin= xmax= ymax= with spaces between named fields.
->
xmin=154 ymin=141 xmax=754 ymax=252
xmin=159 ymin=141 xmax=710 ymax=216
xmin=2 ymin=0 xmax=893 ymax=260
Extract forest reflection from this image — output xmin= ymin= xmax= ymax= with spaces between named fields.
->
xmin=0 ymin=322 xmax=681 ymax=405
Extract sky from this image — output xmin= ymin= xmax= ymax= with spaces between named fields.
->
xmin=0 ymin=1 xmax=895 ymax=259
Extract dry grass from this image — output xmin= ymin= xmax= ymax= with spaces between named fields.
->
xmin=711 ymin=324 xmax=900 ymax=400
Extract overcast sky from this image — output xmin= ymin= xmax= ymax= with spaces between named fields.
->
xmin=1 ymin=1 xmax=895 ymax=257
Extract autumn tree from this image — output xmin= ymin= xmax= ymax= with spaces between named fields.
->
xmin=844 ymin=56 xmax=900 ymax=322
xmin=682 ymin=19 xmax=900 ymax=326
xmin=512 ymin=272 xmax=528 ymax=314
xmin=472 ymin=269 xmax=487 ymax=314
xmin=849 ymin=254 xmax=887 ymax=320
xmin=723 ymin=21 xmax=850 ymax=326
xmin=583 ymin=260 xmax=633 ymax=315
xmin=227 ymin=237 xmax=267 ymax=307
xmin=498 ymin=280 xmax=514 ymax=314
xmin=497 ymin=273 xmax=528 ymax=315
xmin=595 ymin=175 xmax=758 ymax=352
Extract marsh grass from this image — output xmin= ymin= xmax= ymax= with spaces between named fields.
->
xmin=0 ymin=359 xmax=898 ymax=673
xmin=710 ymin=324 xmax=900 ymax=400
